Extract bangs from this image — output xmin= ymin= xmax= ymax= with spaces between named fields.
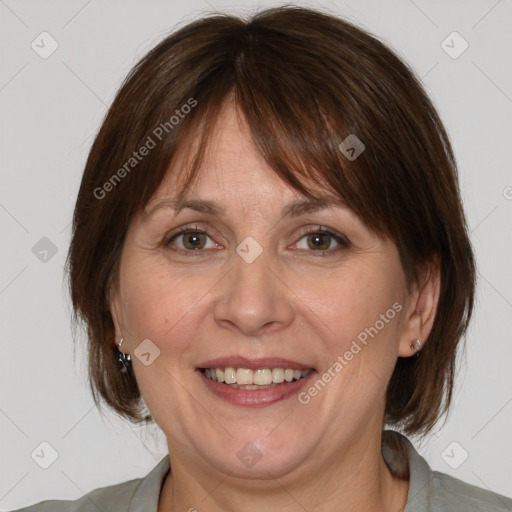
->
xmin=158 ymin=73 xmax=388 ymax=241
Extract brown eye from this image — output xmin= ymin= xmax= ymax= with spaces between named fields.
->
xmin=294 ymin=227 xmax=350 ymax=255
xmin=306 ymin=233 xmax=332 ymax=251
xmin=164 ymin=227 xmax=221 ymax=255
xmin=180 ymin=231 xmax=207 ymax=250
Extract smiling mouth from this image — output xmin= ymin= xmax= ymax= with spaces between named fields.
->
xmin=200 ymin=367 xmax=313 ymax=389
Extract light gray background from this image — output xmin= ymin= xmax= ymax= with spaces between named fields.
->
xmin=1 ymin=0 xmax=511 ymax=509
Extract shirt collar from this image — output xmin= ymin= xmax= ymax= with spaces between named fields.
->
xmin=127 ymin=431 xmax=431 ymax=511
xmin=393 ymin=431 xmax=432 ymax=511
xmin=128 ymin=454 xmax=171 ymax=512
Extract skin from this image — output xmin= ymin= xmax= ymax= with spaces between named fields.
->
xmin=110 ymin=100 xmax=440 ymax=512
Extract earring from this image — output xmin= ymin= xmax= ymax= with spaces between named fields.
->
xmin=117 ymin=338 xmax=132 ymax=372
xmin=409 ymin=338 xmax=422 ymax=355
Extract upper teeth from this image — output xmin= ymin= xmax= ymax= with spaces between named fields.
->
xmin=204 ymin=367 xmax=311 ymax=386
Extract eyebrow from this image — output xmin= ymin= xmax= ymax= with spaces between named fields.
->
xmin=144 ymin=194 xmax=346 ymax=219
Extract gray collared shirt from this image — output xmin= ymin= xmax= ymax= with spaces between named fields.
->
xmin=10 ymin=431 xmax=512 ymax=511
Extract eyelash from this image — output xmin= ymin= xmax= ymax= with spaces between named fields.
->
xmin=164 ymin=224 xmax=350 ymax=257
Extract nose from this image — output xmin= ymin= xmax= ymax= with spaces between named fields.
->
xmin=212 ymin=241 xmax=295 ymax=337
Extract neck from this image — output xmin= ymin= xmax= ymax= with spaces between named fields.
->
xmin=158 ymin=427 xmax=409 ymax=512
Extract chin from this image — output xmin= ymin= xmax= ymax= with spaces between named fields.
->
xmin=200 ymin=434 xmax=311 ymax=480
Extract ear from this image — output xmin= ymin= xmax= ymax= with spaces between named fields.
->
xmin=397 ymin=258 xmax=441 ymax=357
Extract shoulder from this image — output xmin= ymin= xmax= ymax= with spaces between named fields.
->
xmin=429 ymin=470 xmax=512 ymax=511
xmin=8 ymin=476 xmax=143 ymax=512
xmin=383 ymin=431 xmax=512 ymax=512
xmin=7 ymin=455 xmax=171 ymax=512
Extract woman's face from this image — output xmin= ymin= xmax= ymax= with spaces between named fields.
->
xmin=111 ymin=102 xmax=423 ymax=480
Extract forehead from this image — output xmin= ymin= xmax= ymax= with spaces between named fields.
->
xmin=145 ymin=101 xmax=341 ymax=215
xmin=174 ymin=101 xmax=280 ymax=187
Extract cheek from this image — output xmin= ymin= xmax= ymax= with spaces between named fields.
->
xmin=118 ymin=257 xmax=217 ymax=352
xmin=304 ymin=259 xmax=406 ymax=412
xmin=316 ymin=265 xmax=404 ymax=348
xmin=118 ymin=258 xmax=220 ymax=427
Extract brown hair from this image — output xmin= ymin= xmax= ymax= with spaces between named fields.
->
xmin=66 ymin=5 xmax=475 ymax=438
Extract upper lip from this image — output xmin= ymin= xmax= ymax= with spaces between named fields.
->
xmin=197 ymin=356 xmax=315 ymax=371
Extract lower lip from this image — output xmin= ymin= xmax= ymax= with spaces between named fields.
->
xmin=196 ymin=369 xmax=317 ymax=407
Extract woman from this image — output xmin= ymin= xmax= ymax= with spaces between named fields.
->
xmin=12 ymin=5 xmax=512 ymax=512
